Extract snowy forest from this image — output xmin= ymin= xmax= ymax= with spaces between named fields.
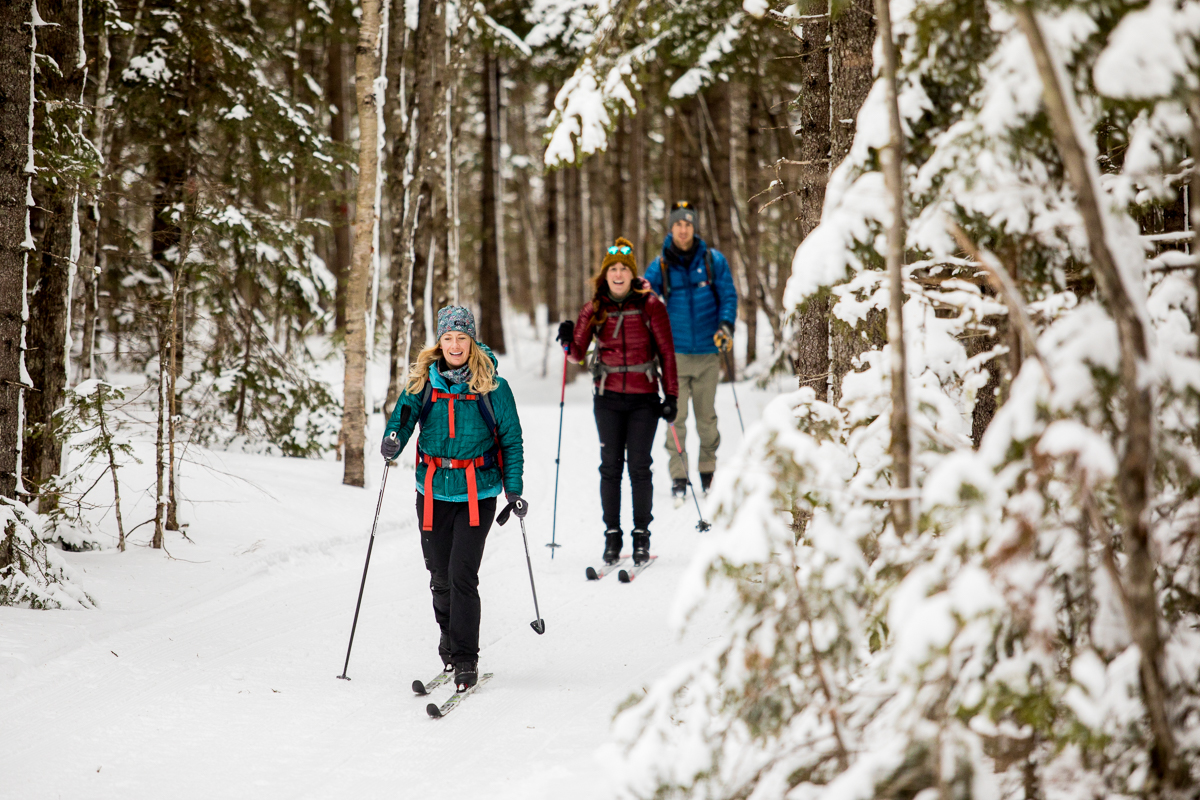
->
xmin=3 ymin=0 xmax=1200 ymax=797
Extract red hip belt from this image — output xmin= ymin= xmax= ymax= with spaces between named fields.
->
xmin=418 ymin=451 xmax=497 ymax=530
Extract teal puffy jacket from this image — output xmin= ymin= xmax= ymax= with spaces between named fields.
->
xmin=383 ymin=344 xmax=524 ymax=502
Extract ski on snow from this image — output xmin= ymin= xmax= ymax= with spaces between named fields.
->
xmin=412 ymin=669 xmax=453 ymax=696
xmin=585 ymin=555 xmax=628 ymax=581
xmin=426 ymin=673 xmax=494 ymax=718
xmin=618 ymin=555 xmax=658 ymax=583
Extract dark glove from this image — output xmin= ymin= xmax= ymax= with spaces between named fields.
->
xmin=660 ymin=395 xmax=678 ymax=423
xmin=381 ymin=433 xmax=401 ymax=461
xmin=713 ymin=322 xmax=734 ymax=352
xmin=556 ymin=320 xmax=574 ymax=347
xmin=506 ymin=493 xmax=528 ymax=518
xmin=496 ymin=494 xmax=528 ymax=525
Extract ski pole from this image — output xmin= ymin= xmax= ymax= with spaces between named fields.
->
xmin=337 ymin=433 xmax=396 ymax=681
xmin=723 ymin=348 xmax=745 ymax=433
xmin=546 ymin=349 xmax=568 ymax=557
xmin=498 ymin=498 xmax=546 ymax=634
xmin=669 ymin=423 xmax=712 ymax=532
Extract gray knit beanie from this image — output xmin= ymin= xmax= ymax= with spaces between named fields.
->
xmin=436 ymin=306 xmax=476 ymax=340
xmin=668 ymin=201 xmax=697 ymax=229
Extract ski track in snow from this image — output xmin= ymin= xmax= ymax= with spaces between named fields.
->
xmin=1 ymin=341 xmax=784 ymax=799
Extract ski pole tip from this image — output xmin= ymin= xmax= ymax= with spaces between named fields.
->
xmin=531 ymin=619 xmax=546 ymax=635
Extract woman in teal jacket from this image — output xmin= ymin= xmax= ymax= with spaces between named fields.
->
xmin=381 ymin=306 xmax=525 ymax=691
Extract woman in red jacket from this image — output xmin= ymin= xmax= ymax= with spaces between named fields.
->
xmin=555 ymin=237 xmax=679 ymax=567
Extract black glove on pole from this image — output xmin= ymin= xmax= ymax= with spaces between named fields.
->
xmin=660 ymin=395 xmax=678 ymax=423
xmin=555 ymin=320 xmax=575 ymax=347
xmin=669 ymin=423 xmax=711 ymax=532
xmin=498 ymin=497 xmax=546 ymax=634
xmin=338 ymin=433 xmax=396 ymax=680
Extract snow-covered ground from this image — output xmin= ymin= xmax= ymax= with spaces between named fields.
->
xmin=1 ymin=322 xmax=787 ymax=799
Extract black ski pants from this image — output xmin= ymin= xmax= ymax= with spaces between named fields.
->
xmin=594 ymin=391 xmax=660 ymax=532
xmin=415 ymin=493 xmax=497 ymax=665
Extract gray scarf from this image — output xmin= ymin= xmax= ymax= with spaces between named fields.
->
xmin=439 ymin=361 xmax=473 ymax=388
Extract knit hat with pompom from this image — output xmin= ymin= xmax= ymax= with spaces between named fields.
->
xmin=600 ymin=237 xmax=638 ymax=275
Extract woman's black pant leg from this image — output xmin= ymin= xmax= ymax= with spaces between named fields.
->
xmin=415 ymin=493 xmax=496 ymax=663
xmin=626 ymin=400 xmax=659 ymax=529
xmin=594 ymin=397 xmax=629 ymax=530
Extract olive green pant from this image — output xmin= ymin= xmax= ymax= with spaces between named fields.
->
xmin=665 ymin=353 xmax=721 ymax=480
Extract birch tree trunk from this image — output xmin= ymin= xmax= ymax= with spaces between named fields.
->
xmin=341 ymin=0 xmax=384 ymax=488
xmin=1015 ymin=6 xmax=1177 ymax=786
xmin=874 ymin=0 xmax=912 ymax=538
xmin=0 ymin=0 xmax=34 ymax=502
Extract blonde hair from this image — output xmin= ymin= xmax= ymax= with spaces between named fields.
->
xmin=405 ymin=338 xmax=498 ymax=395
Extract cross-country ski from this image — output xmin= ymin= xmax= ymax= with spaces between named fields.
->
xmin=426 ymin=673 xmax=494 ymax=719
xmin=586 ymin=556 xmax=629 ymax=581
xmin=618 ymin=556 xmax=658 ymax=584
xmin=412 ymin=669 xmax=453 ymax=696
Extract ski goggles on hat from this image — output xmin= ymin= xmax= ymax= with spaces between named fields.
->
xmin=607 ymin=245 xmax=632 ymax=255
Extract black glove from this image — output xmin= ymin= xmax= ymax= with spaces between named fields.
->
xmin=660 ymin=395 xmax=678 ymax=423
xmin=556 ymin=320 xmax=574 ymax=347
xmin=381 ymin=433 xmax=402 ymax=461
xmin=497 ymin=494 xmax=528 ymax=525
xmin=506 ymin=493 xmax=528 ymax=518
xmin=714 ymin=322 xmax=734 ymax=352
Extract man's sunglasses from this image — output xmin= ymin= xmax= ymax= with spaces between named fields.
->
xmin=608 ymin=245 xmax=632 ymax=255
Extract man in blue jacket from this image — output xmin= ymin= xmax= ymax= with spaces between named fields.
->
xmin=644 ymin=201 xmax=738 ymax=503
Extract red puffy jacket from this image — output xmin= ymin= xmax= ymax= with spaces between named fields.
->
xmin=569 ymin=280 xmax=679 ymax=397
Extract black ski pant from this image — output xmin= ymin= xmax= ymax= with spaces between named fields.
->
xmin=594 ymin=391 xmax=660 ymax=532
xmin=415 ymin=493 xmax=497 ymax=665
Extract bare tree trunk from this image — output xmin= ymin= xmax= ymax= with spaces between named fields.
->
xmin=96 ymin=384 xmax=125 ymax=550
xmin=829 ymin=0 xmax=877 ymax=405
xmin=0 ymin=0 xmax=34 ymax=502
xmin=26 ymin=0 xmax=87 ymax=504
xmin=745 ymin=86 xmax=764 ymax=364
xmin=78 ymin=0 xmax=111 ymax=383
xmin=874 ymin=0 xmax=912 ymax=538
xmin=383 ymin=3 xmax=412 ymax=413
xmin=327 ymin=0 xmax=353 ymax=334
xmin=729 ymin=81 xmax=757 ymax=364
xmin=1014 ymin=6 xmax=1176 ymax=785
xmin=153 ymin=334 xmax=167 ymax=548
xmin=794 ymin=5 xmax=831 ymax=397
xmin=544 ymin=162 xmax=560 ymax=325
xmin=341 ymin=0 xmax=384 ymax=488
xmin=479 ymin=48 xmax=505 ymax=350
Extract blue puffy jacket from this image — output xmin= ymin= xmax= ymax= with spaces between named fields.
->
xmin=644 ymin=235 xmax=738 ymax=355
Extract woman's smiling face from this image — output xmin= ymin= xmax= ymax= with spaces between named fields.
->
xmin=440 ymin=331 xmax=471 ymax=367
xmin=606 ymin=263 xmax=633 ymax=298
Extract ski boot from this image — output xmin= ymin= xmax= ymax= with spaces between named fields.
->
xmin=603 ymin=529 xmax=622 ymax=565
xmin=672 ymin=479 xmax=687 ymax=508
xmin=632 ymin=529 xmax=651 ymax=566
xmin=454 ymin=660 xmax=478 ymax=692
xmin=700 ymin=472 xmax=713 ymax=497
xmin=439 ymin=631 xmax=454 ymax=672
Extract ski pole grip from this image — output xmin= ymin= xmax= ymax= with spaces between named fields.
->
xmin=497 ymin=500 xmax=515 ymax=526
